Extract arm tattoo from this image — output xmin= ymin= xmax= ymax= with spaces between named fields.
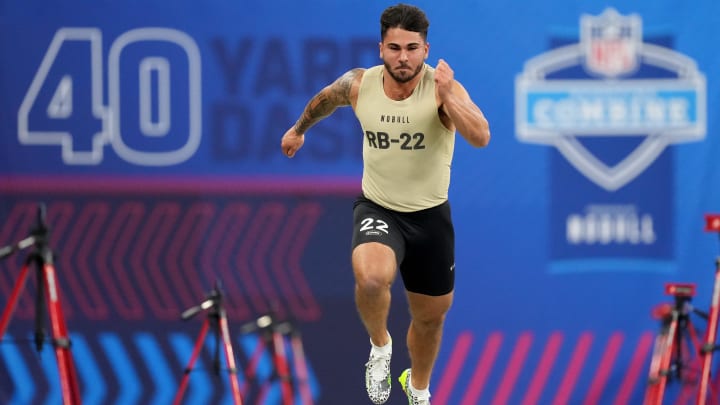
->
xmin=294 ymin=69 xmax=361 ymax=134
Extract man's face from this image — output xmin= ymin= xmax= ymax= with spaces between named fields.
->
xmin=380 ymin=27 xmax=428 ymax=84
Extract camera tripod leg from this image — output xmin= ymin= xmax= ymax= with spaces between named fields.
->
xmin=42 ymin=261 xmax=82 ymax=405
xmin=174 ymin=318 xmax=210 ymax=405
xmin=0 ymin=262 xmax=32 ymax=336
xmin=644 ymin=309 xmax=680 ymax=405
xmin=290 ymin=331 xmax=313 ymax=405
xmin=218 ymin=315 xmax=243 ymax=404
xmin=271 ymin=330 xmax=294 ymax=405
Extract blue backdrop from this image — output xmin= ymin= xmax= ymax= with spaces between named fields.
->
xmin=1 ymin=0 xmax=720 ymax=404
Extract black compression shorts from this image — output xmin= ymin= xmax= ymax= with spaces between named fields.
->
xmin=351 ymin=195 xmax=455 ymax=296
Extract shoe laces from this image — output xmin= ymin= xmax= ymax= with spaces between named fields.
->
xmin=366 ymin=351 xmax=391 ymax=381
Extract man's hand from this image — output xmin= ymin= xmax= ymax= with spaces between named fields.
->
xmin=281 ymin=127 xmax=305 ymax=158
xmin=434 ymin=59 xmax=455 ymax=102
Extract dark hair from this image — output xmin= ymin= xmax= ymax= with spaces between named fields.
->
xmin=380 ymin=4 xmax=429 ymax=41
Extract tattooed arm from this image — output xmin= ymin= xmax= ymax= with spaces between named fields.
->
xmin=281 ymin=68 xmax=364 ymax=158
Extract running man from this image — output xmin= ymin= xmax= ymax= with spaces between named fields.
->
xmin=280 ymin=4 xmax=490 ymax=404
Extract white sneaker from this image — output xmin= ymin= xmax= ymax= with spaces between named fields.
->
xmin=365 ymin=348 xmax=392 ymax=404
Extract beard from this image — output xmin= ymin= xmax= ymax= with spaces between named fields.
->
xmin=383 ymin=61 xmax=424 ymax=84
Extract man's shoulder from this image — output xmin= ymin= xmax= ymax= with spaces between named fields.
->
xmin=355 ymin=65 xmax=382 ymax=87
xmin=422 ymin=63 xmax=435 ymax=78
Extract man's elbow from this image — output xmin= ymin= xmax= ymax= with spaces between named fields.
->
xmin=467 ymin=126 xmax=490 ymax=148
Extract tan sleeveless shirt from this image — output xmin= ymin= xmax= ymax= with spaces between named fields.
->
xmin=354 ymin=64 xmax=455 ymax=212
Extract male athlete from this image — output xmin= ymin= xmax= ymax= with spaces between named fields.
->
xmin=281 ymin=4 xmax=490 ymax=404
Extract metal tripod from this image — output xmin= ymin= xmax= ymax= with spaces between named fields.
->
xmin=173 ymin=281 xmax=243 ymax=405
xmin=0 ymin=203 xmax=82 ymax=404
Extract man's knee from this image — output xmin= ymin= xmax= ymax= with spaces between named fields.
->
xmin=412 ymin=311 xmax=448 ymax=333
xmin=354 ymin=261 xmax=395 ymax=295
xmin=407 ymin=291 xmax=453 ymax=326
xmin=355 ymin=270 xmax=393 ymax=295
xmin=353 ymin=243 xmax=396 ymax=295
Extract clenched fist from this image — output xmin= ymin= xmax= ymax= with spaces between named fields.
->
xmin=281 ymin=127 xmax=305 ymax=158
xmin=434 ymin=59 xmax=455 ymax=102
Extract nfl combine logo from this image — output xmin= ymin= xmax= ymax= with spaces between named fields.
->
xmin=514 ymin=8 xmax=706 ymax=274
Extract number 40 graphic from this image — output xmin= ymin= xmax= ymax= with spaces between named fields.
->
xmin=17 ymin=27 xmax=202 ymax=166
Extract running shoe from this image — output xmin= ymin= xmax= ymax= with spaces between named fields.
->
xmin=399 ymin=368 xmax=431 ymax=405
xmin=365 ymin=349 xmax=392 ymax=404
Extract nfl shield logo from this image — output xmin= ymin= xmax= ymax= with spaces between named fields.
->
xmin=581 ymin=8 xmax=641 ymax=77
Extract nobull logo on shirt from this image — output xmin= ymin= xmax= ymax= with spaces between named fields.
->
xmin=514 ymin=8 xmax=706 ymax=274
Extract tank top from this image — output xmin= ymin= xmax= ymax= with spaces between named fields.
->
xmin=354 ymin=64 xmax=455 ymax=212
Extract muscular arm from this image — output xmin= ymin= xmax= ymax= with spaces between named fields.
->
xmin=293 ymin=68 xmax=363 ymax=134
xmin=441 ymin=83 xmax=490 ymax=148
xmin=281 ymin=68 xmax=363 ymax=157
xmin=434 ymin=59 xmax=490 ymax=148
